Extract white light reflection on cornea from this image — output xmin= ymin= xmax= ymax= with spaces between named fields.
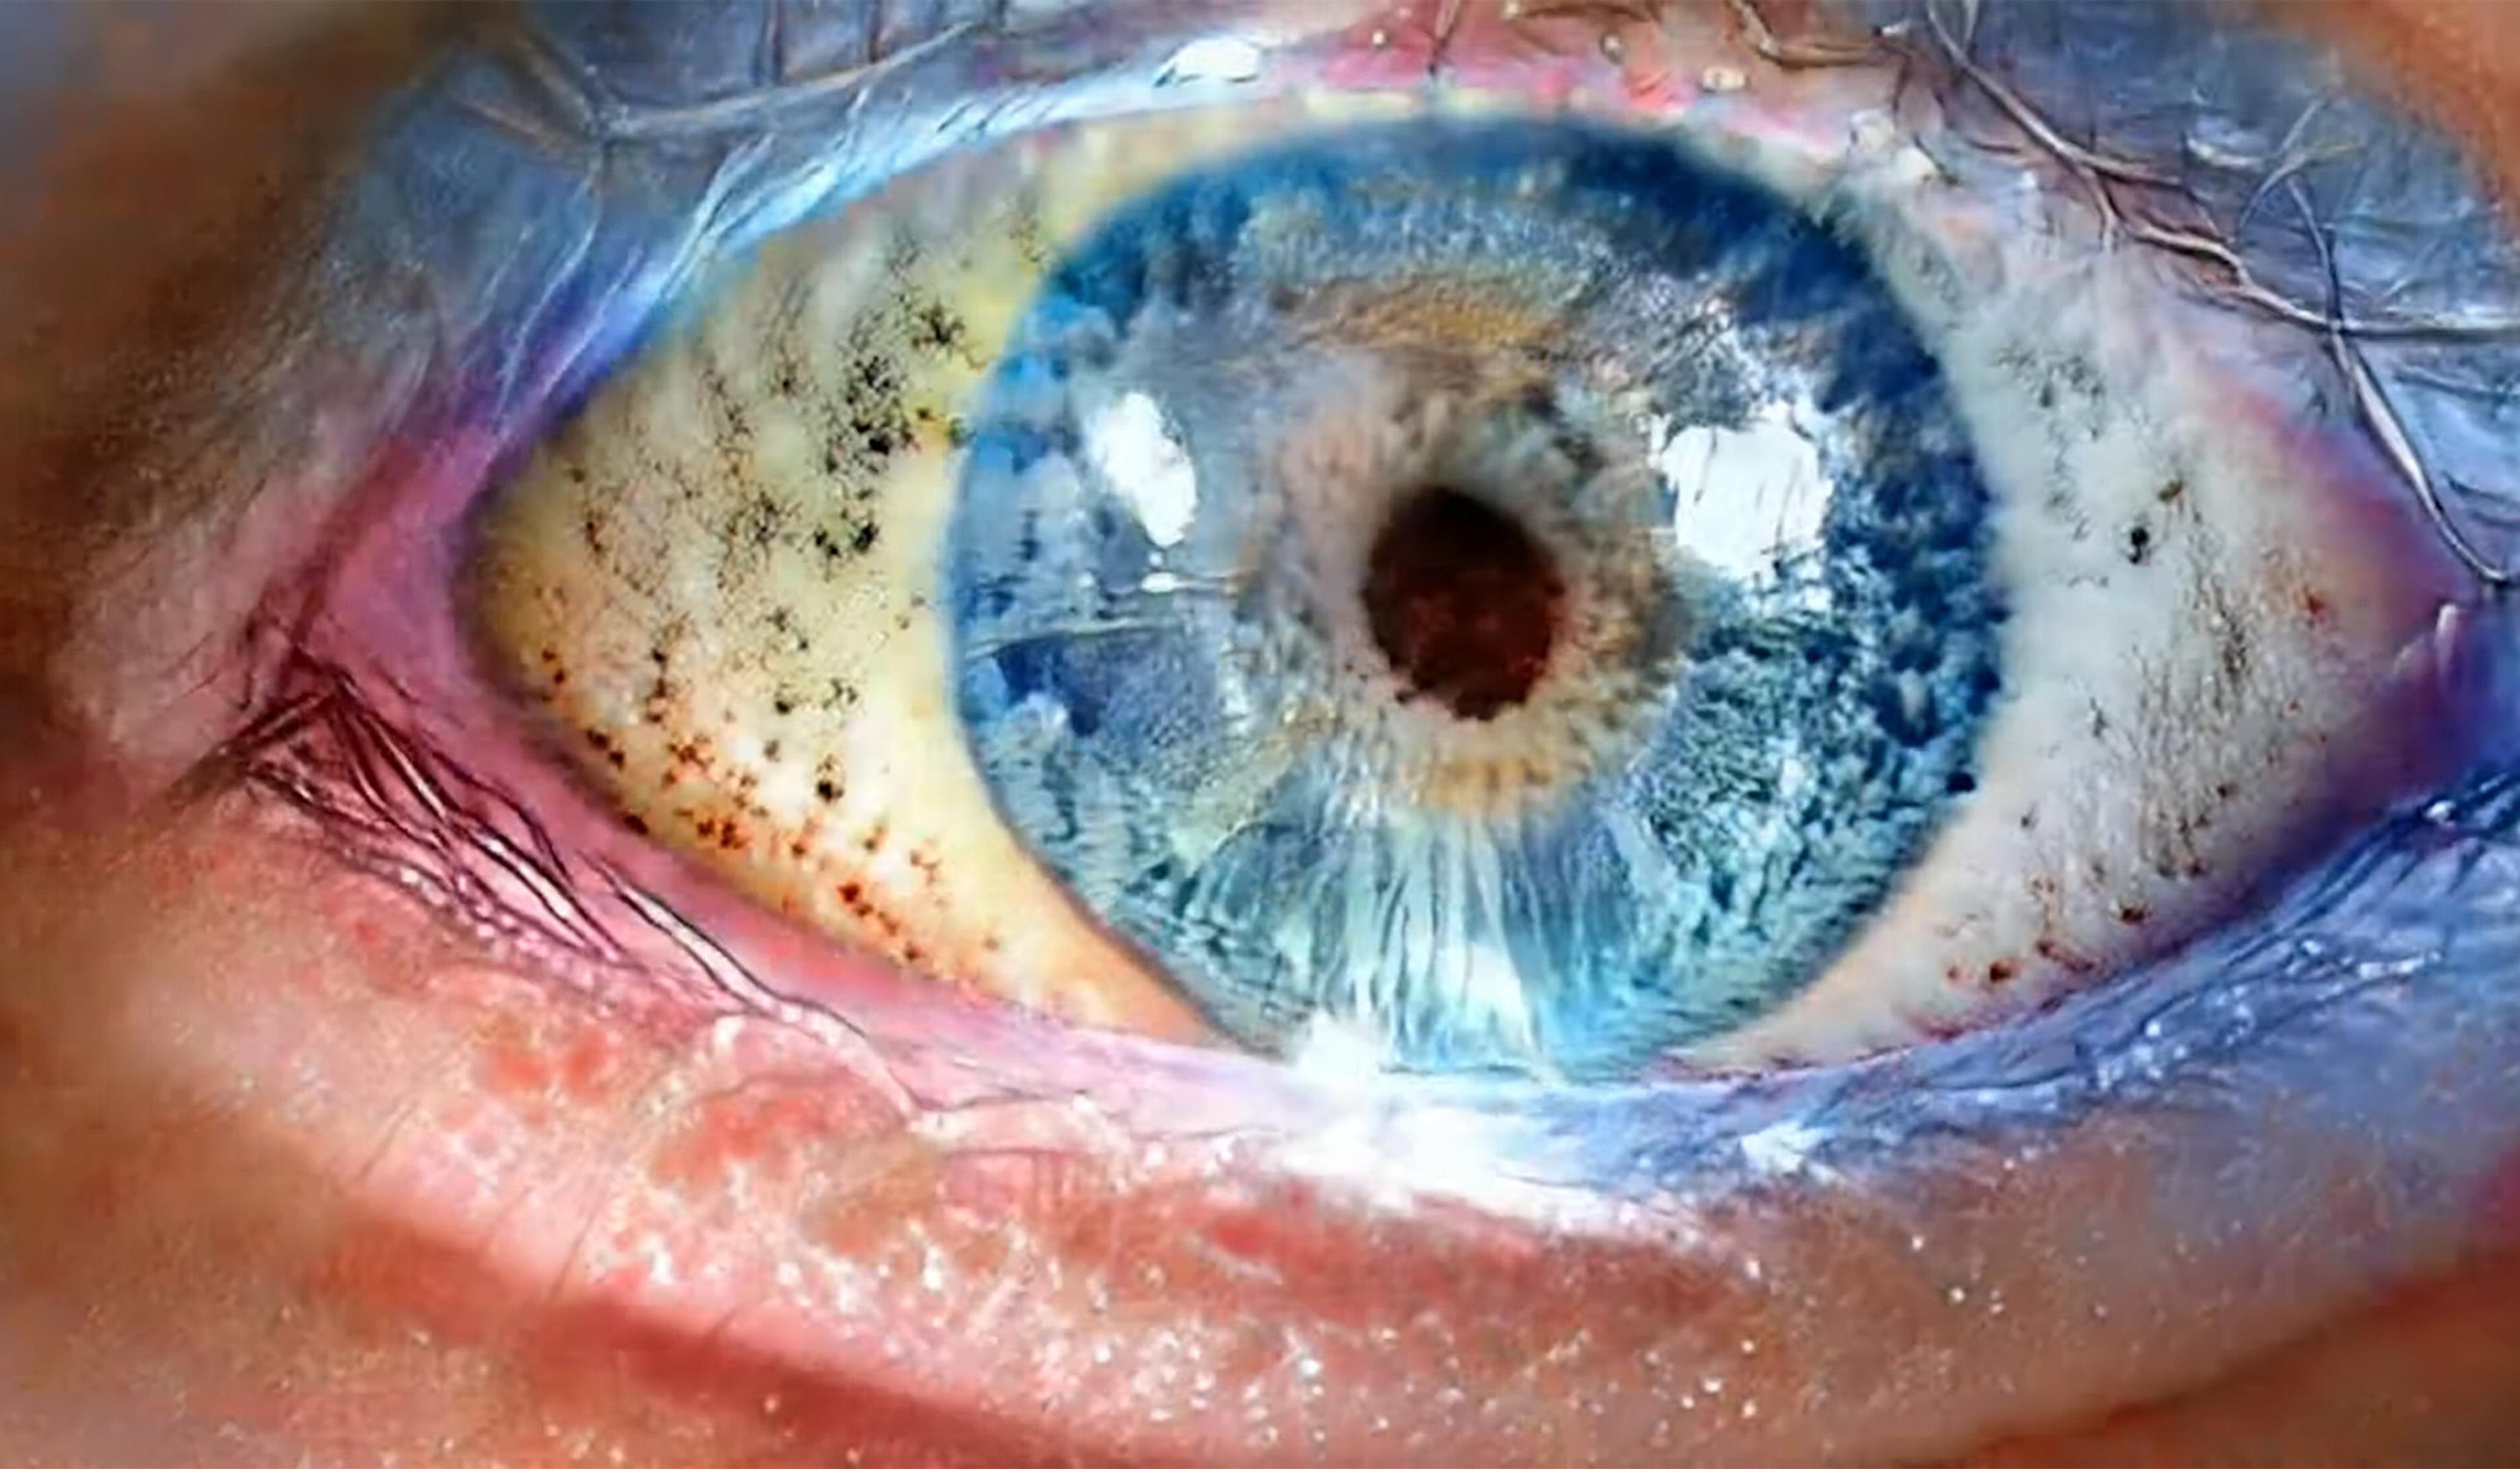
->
xmin=1650 ymin=399 xmax=1836 ymax=587
xmin=1087 ymin=390 xmax=1202 ymax=547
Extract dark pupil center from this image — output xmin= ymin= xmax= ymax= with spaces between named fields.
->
xmin=1362 ymin=486 xmax=1564 ymax=721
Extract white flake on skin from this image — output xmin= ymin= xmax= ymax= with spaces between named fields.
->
xmin=1156 ymin=35 xmax=1266 ymax=87
xmin=1737 ymin=1119 xmax=1838 ymax=1181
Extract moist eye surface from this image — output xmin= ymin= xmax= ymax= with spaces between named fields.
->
xmin=946 ymin=116 xmax=2004 ymax=1077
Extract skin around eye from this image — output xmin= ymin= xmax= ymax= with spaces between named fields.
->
xmin=4 ymin=1 xmax=2520 ymax=1465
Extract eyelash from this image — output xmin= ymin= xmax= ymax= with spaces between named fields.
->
xmin=202 ymin=1 xmax=2520 ymax=1193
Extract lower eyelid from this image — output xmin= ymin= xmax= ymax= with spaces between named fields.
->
xmin=181 ymin=741 xmax=2520 ymax=1462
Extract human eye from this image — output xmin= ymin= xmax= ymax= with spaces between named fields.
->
xmin=455 ymin=3 xmax=2480 ymax=1089
xmin=104 ymin=0 xmax=2520 ymax=1460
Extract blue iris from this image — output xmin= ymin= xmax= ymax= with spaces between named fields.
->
xmin=944 ymin=117 xmax=2004 ymax=1079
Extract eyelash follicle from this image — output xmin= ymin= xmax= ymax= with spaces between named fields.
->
xmin=465 ymin=50 xmax=2466 ymax=1082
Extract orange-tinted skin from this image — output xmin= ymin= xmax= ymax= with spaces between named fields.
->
xmin=2 ymin=1 xmax=2518 ymax=1462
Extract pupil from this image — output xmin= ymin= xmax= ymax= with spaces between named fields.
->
xmin=1362 ymin=486 xmax=1564 ymax=720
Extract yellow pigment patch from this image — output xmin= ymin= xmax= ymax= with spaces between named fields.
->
xmin=466 ymin=102 xmax=1385 ymax=1039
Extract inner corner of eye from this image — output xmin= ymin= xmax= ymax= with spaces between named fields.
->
xmin=452 ymin=94 xmax=2440 ymax=1086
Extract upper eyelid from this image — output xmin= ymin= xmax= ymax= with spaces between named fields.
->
xmin=398 ymin=5 xmax=1219 ymax=428
xmin=469 ymin=0 xmax=1239 ymax=156
xmin=29 ymin=1 xmax=2520 ymax=579
xmin=430 ymin=3 xmax=2520 ymax=442
xmin=266 ymin=0 xmax=2520 ymax=739
xmin=499 ymin=1 xmax=1000 ymax=145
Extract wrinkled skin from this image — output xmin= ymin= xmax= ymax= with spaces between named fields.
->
xmin=3 ymin=1 xmax=2519 ymax=1462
